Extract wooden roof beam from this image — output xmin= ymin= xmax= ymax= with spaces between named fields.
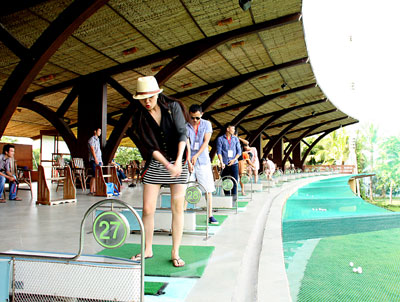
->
xmin=300 ymin=126 xmax=342 ymax=167
xmin=171 ymin=57 xmax=308 ymax=100
xmin=208 ymin=83 xmax=316 ymax=157
xmin=262 ymin=110 xmax=338 ymax=156
xmin=26 ymin=13 xmax=302 ymax=100
xmin=241 ymin=98 xmax=326 ymax=124
xmin=0 ymin=23 xmax=31 ymax=60
xmin=302 ymin=121 xmax=358 ymax=138
xmin=282 ymin=121 xmax=338 ymax=168
xmin=243 ymin=99 xmax=327 ymax=144
xmin=56 ymin=86 xmax=79 ymax=117
xmin=19 ymin=99 xmax=77 ymax=156
xmin=0 ymin=0 xmax=49 ymax=16
xmin=0 ymin=0 xmax=110 ymax=137
xmin=204 ymin=83 xmax=316 ymax=117
xmin=264 ymin=109 xmax=338 ymax=131
xmin=155 ymin=13 xmax=302 ymax=85
xmin=286 ymin=116 xmax=349 ymax=135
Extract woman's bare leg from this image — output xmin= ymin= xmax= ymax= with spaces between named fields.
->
xmin=170 ymin=183 xmax=185 ymax=266
xmin=133 ymin=183 xmax=160 ymax=259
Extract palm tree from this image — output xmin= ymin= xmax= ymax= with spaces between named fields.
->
xmin=376 ymin=136 xmax=400 ymax=202
xmin=313 ymin=128 xmax=350 ymax=165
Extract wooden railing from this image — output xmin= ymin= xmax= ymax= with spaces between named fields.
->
xmin=303 ymin=165 xmax=355 ymax=174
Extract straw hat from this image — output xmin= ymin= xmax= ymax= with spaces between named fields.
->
xmin=133 ymin=76 xmax=163 ymax=99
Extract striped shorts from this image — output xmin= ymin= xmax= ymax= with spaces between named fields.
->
xmin=143 ymin=159 xmax=189 ymax=185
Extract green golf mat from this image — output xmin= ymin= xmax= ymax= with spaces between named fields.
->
xmin=238 ymin=201 xmax=248 ymax=207
xmin=145 ymin=281 xmax=167 ymax=295
xmin=297 ymin=228 xmax=400 ymax=301
xmin=98 ymin=244 xmax=215 ymax=277
xmin=196 ymin=214 xmax=228 ymax=229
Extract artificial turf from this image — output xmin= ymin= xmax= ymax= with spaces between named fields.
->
xmin=98 ymin=243 xmax=215 ymax=278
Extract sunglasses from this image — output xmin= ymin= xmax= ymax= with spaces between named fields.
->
xmin=191 ymin=116 xmax=201 ymax=120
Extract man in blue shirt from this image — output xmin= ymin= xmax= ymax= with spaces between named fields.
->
xmin=216 ymin=124 xmax=241 ymax=202
xmin=0 ymin=144 xmax=21 ymax=203
xmin=88 ymin=128 xmax=103 ymax=194
xmin=187 ymin=105 xmax=218 ymax=224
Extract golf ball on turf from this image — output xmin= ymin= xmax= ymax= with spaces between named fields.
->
xmin=349 ymin=262 xmax=354 ymax=267
xmin=358 ymin=267 xmax=363 ymax=274
xmin=353 ymin=268 xmax=357 ymax=273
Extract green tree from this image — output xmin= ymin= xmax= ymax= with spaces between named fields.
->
xmin=359 ymin=123 xmax=379 ymax=172
xmin=375 ymin=136 xmax=400 ymax=202
xmin=355 ymin=123 xmax=380 ymax=198
xmin=0 ymin=136 xmax=17 ymax=143
xmin=312 ymin=128 xmax=350 ymax=165
xmin=114 ymin=147 xmax=143 ymax=166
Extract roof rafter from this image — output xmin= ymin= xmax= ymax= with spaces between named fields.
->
xmin=25 ymin=12 xmax=302 ymax=100
xmin=262 ymin=109 xmax=338 ymax=156
xmin=300 ymin=128 xmax=338 ymax=167
xmin=0 ymin=0 xmax=110 ymax=137
xmin=286 ymin=116 xmax=348 ymax=135
xmin=172 ymin=57 xmax=308 ymax=111
xmin=56 ymin=86 xmax=79 ymax=117
xmin=204 ymin=83 xmax=316 ymax=118
xmin=19 ymin=99 xmax=77 ymax=155
xmin=244 ymin=98 xmax=327 ymax=144
xmin=155 ymin=13 xmax=302 ymax=85
xmin=282 ymin=121 xmax=338 ymax=167
xmin=241 ymin=98 xmax=326 ymax=125
xmin=0 ymin=23 xmax=31 ymax=60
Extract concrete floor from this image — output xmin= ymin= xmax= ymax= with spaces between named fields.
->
xmin=0 ymin=175 xmax=329 ymax=301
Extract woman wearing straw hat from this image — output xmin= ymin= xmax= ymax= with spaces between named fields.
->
xmin=131 ymin=76 xmax=188 ymax=267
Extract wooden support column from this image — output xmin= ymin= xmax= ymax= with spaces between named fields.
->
xmin=251 ymin=135 xmax=262 ymax=165
xmin=292 ymin=143 xmax=301 ymax=169
xmin=77 ymin=79 xmax=107 ymax=163
xmin=273 ymin=138 xmax=283 ymax=169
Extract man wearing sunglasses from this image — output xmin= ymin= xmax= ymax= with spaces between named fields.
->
xmin=186 ymin=104 xmax=218 ymax=224
xmin=216 ymin=124 xmax=241 ymax=204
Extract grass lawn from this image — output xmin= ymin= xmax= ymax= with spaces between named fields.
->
xmin=367 ymin=197 xmax=400 ymax=212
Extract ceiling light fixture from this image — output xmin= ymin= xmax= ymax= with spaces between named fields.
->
xmin=281 ymin=83 xmax=287 ymax=89
xmin=39 ymin=74 xmax=55 ymax=82
xmin=181 ymin=83 xmax=192 ymax=88
xmin=218 ymin=18 xmax=233 ymax=26
xmin=123 ymin=47 xmax=138 ymax=55
xmin=239 ymin=0 xmax=252 ymax=11
xmin=231 ymin=41 xmax=245 ymax=48
xmin=258 ymin=75 xmax=269 ymax=80
xmin=151 ymin=65 xmax=164 ymax=72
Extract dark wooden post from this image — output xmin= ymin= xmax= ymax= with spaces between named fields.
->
xmin=77 ymin=78 xmax=107 ymax=164
xmin=273 ymin=138 xmax=283 ymax=170
xmin=292 ymin=143 xmax=301 ymax=169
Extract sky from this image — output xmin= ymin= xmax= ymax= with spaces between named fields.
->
xmin=302 ymin=0 xmax=400 ymax=137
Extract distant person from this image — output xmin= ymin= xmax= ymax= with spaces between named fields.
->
xmin=266 ymin=154 xmax=276 ymax=180
xmin=237 ymin=137 xmax=253 ymax=195
xmin=216 ymin=125 xmax=241 ymax=203
xmin=244 ymin=144 xmax=259 ymax=183
xmin=130 ymin=76 xmax=188 ymax=268
xmin=0 ymin=144 xmax=21 ymax=202
xmin=88 ymin=128 xmax=103 ymax=194
xmin=186 ymin=104 xmax=218 ymax=224
xmin=111 ymin=158 xmax=128 ymax=184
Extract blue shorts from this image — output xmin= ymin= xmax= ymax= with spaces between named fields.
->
xmin=90 ymin=160 xmax=102 ymax=176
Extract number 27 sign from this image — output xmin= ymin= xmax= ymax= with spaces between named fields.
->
xmin=93 ymin=211 xmax=130 ymax=249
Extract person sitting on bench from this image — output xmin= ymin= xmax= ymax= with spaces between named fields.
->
xmin=111 ymin=158 xmax=129 ymax=184
xmin=0 ymin=144 xmax=22 ymax=203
